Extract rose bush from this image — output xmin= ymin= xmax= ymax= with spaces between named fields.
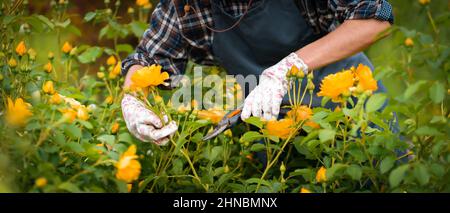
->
xmin=0 ymin=0 xmax=448 ymax=193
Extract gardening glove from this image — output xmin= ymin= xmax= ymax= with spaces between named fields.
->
xmin=121 ymin=94 xmax=178 ymax=146
xmin=241 ymin=53 xmax=309 ymax=121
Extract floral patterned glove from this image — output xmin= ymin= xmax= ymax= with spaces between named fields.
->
xmin=241 ymin=53 xmax=309 ymax=120
xmin=121 ymin=94 xmax=178 ymax=145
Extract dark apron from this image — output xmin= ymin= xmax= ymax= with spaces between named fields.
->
xmin=210 ymin=0 xmax=389 ymax=110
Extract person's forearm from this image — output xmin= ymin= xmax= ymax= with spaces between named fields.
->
xmin=296 ymin=19 xmax=391 ymax=70
xmin=123 ymin=65 xmax=144 ymax=88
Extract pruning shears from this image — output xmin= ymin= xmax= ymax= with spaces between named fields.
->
xmin=202 ymin=106 xmax=243 ymax=141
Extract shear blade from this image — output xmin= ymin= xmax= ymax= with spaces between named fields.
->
xmin=203 ymin=125 xmax=228 ymax=141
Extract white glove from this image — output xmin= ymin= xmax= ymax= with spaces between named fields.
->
xmin=241 ymin=53 xmax=308 ymax=120
xmin=121 ymin=94 xmax=178 ymax=145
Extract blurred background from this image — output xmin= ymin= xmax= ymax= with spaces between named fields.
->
xmin=25 ymin=0 xmax=450 ymax=96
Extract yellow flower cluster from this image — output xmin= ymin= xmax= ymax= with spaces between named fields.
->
xmin=316 ymin=166 xmax=327 ymax=183
xmin=6 ymin=97 xmax=33 ymax=127
xmin=318 ymin=64 xmax=378 ymax=103
xmin=15 ymin=41 xmax=27 ymax=56
xmin=105 ymin=56 xmax=121 ymax=79
xmin=62 ymin=41 xmax=73 ymax=54
xmin=286 ymin=65 xmax=305 ymax=79
xmin=287 ymin=105 xmax=312 ymax=122
xmin=42 ymin=81 xmax=55 ymax=95
xmin=116 ymin=145 xmax=141 ymax=183
xmin=265 ymin=118 xmax=296 ymax=140
xmin=419 ymin=0 xmax=431 ymax=5
xmin=404 ymin=38 xmax=414 ymax=47
xmin=136 ymin=0 xmax=152 ymax=9
xmin=130 ymin=64 xmax=169 ymax=90
xmin=196 ymin=108 xmax=226 ymax=124
xmin=286 ymin=105 xmax=320 ymax=129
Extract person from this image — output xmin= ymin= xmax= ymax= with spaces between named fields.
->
xmin=121 ymin=0 xmax=394 ymax=145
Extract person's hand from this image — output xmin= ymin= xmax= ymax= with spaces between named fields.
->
xmin=241 ymin=53 xmax=308 ymax=120
xmin=121 ymin=94 xmax=178 ymax=145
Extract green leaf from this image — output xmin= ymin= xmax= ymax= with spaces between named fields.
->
xmin=66 ymin=25 xmax=82 ymax=37
xmin=84 ymin=12 xmax=97 ymax=22
xmin=25 ymin=121 xmax=41 ymax=131
xmin=326 ymin=163 xmax=347 ymax=180
xmin=97 ymin=134 xmax=116 ymax=145
xmin=428 ymin=82 xmax=445 ymax=104
xmin=403 ymin=80 xmax=427 ymax=100
xmin=419 ymin=34 xmax=433 ymax=45
xmin=318 ymin=129 xmax=335 ymax=143
xmin=321 ymin=96 xmax=330 ymax=107
xmin=289 ymin=168 xmax=314 ymax=181
xmin=99 ymin=25 xmax=110 ymax=40
xmin=118 ymin=133 xmax=134 ymax=143
xmin=430 ymin=163 xmax=445 ymax=178
xmin=129 ymin=21 xmax=148 ymax=38
xmin=64 ymin=124 xmax=82 ymax=139
xmin=55 ymin=19 xmax=71 ymax=28
xmin=77 ymin=120 xmax=93 ymax=130
xmin=66 ymin=142 xmax=84 ymax=153
xmin=244 ymin=117 xmax=264 ymax=129
xmin=342 ymin=108 xmax=357 ymax=118
xmin=245 ymin=178 xmax=271 ymax=187
xmin=413 ymin=163 xmax=430 ymax=186
xmin=116 ymin=44 xmax=134 ymax=54
xmin=77 ymin=47 xmax=103 ymax=64
xmin=239 ymin=131 xmax=263 ymax=143
xmin=430 ymin=115 xmax=447 ymax=124
xmin=365 ymin=93 xmax=387 ymax=113
xmin=346 ymin=165 xmax=362 ymax=180
xmin=380 ymin=156 xmax=396 ymax=174
xmin=58 ymin=182 xmax=81 ymax=192
xmin=415 ymin=126 xmax=443 ymax=136
xmin=35 ymin=15 xmax=55 ymax=29
xmin=209 ymin=146 xmax=223 ymax=161
xmin=250 ymin=143 xmax=265 ymax=152
xmin=53 ymin=131 xmax=66 ymax=146
xmin=389 ymin=165 xmax=409 ymax=188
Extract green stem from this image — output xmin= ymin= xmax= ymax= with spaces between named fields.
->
xmin=426 ymin=8 xmax=439 ymax=36
xmin=255 ymin=121 xmax=305 ymax=192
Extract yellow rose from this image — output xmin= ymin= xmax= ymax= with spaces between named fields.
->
xmin=15 ymin=41 xmax=27 ymax=56
xmin=35 ymin=177 xmax=48 ymax=188
xmin=265 ymin=118 xmax=296 ymax=140
xmin=42 ymin=81 xmax=55 ymax=95
xmin=316 ymin=166 xmax=327 ymax=183
xmin=111 ymin=122 xmax=120 ymax=134
xmin=49 ymin=93 xmax=62 ymax=105
xmin=43 ymin=62 xmax=53 ymax=73
xmin=76 ymin=106 xmax=89 ymax=121
xmin=116 ymin=145 xmax=141 ymax=183
xmin=404 ymin=38 xmax=414 ymax=47
xmin=62 ymin=41 xmax=73 ymax=54
xmin=6 ymin=97 xmax=33 ymax=127
xmin=106 ymin=55 xmax=117 ymax=66
xmin=130 ymin=65 xmax=169 ymax=90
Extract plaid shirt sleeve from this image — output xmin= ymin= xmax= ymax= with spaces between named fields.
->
xmin=330 ymin=0 xmax=394 ymax=24
xmin=121 ymin=0 xmax=188 ymax=76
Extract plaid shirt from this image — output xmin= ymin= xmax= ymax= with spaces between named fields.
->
xmin=122 ymin=0 xmax=394 ymax=76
